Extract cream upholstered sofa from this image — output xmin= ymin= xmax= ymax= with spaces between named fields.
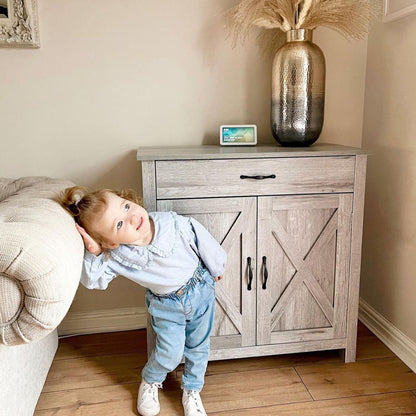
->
xmin=0 ymin=177 xmax=84 ymax=416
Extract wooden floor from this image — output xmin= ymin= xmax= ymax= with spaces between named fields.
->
xmin=35 ymin=322 xmax=416 ymax=415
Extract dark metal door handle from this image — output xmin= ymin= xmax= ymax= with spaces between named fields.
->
xmin=240 ymin=174 xmax=276 ymax=180
xmin=247 ymin=257 xmax=253 ymax=291
xmin=262 ymin=256 xmax=268 ymax=290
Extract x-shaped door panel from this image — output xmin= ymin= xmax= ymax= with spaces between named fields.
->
xmin=257 ymin=194 xmax=352 ymax=345
xmin=269 ymin=210 xmax=338 ymax=330
xmin=158 ymin=197 xmax=257 ymax=347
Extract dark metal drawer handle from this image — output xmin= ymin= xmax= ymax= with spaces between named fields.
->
xmin=262 ymin=256 xmax=268 ymax=290
xmin=247 ymin=257 xmax=253 ymax=291
xmin=240 ymin=174 xmax=276 ymax=180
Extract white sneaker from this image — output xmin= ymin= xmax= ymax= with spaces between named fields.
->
xmin=137 ymin=380 xmax=162 ymax=416
xmin=182 ymin=389 xmax=207 ymax=416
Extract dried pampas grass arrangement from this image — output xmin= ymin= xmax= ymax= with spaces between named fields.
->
xmin=228 ymin=0 xmax=379 ymax=53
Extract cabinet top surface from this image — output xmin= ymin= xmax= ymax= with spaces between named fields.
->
xmin=137 ymin=144 xmax=368 ymax=161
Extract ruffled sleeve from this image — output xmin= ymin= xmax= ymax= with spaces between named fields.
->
xmin=81 ymin=250 xmax=118 ymax=290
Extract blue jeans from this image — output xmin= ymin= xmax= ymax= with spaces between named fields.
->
xmin=142 ymin=264 xmax=216 ymax=392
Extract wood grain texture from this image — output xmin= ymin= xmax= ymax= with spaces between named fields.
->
xmin=155 ymin=157 xmax=355 ymax=199
xmin=201 ymin=367 xmax=311 ymax=413
xmin=136 ymin=144 xmax=369 ymax=161
xmin=141 ymin=160 xmax=156 ymax=212
xmin=35 ymin=324 xmax=415 ymax=416
xmin=345 ymin=154 xmax=368 ymax=362
xmin=138 ymin=146 xmax=367 ymax=364
xmin=158 ymin=197 xmax=257 ymax=350
xmin=208 ymin=339 xmax=347 ymax=361
xmin=55 ymin=330 xmax=147 ymax=360
xmin=296 ymin=357 xmax=416 ymax=400
xmin=41 ymin=352 xmax=146 ymax=393
xmin=257 ymin=193 xmax=352 ymax=345
xmin=209 ymin=392 xmax=416 ymax=416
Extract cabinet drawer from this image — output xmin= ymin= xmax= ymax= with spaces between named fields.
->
xmin=155 ymin=156 xmax=355 ymax=199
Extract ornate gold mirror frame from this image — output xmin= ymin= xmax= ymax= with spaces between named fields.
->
xmin=0 ymin=0 xmax=39 ymax=48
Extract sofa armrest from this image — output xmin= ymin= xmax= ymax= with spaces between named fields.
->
xmin=0 ymin=177 xmax=84 ymax=345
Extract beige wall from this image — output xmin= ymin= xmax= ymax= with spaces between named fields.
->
xmin=0 ymin=1 xmax=368 ymax=316
xmin=361 ymin=16 xmax=416 ymax=342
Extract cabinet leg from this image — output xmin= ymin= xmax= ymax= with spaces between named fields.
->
xmin=339 ymin=348 xmax=356 ymax=363
xmin=345 ymin=317 xmax=359 ymax=363
xmin=344 ymin=346 xmax=357 ymax=363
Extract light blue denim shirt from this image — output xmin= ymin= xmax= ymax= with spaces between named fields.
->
xmin=81 ymin=211 xmax=227 ymax=295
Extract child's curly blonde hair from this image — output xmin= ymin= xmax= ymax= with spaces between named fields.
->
xmin=58 ymin=186 xmax=143 ymax=245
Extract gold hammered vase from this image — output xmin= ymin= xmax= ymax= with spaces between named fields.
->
xmin=271 ymin=29 xmax=325 ymax=146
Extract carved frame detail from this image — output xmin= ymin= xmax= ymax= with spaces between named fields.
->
xmin=0 ymin=0 xmax=39 ymax=48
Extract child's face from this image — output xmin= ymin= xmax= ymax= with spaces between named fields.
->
xmin=90 ymin=192 xmax=154 ymax=249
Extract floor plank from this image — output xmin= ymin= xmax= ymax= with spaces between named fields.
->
xmin=209 ymin=392 xmax=416 ymax=416
xmin=37 ymin=375 xmax=184 ymax=415
xmin=35 ymin=401 xmax=138 ymax=416
xmin=202 ymin=367 xmax=312 ymax=413
xmin=296 ymin=357 xmax=416 ymax=400
xmin=356 ymin=322 xmax=395 ymax=361
xmin=36 ymin=382 xmax=139 ymax=411
xmin=56 ymin=330 xmax=147 ymax=360
xmin=42 ymin=353 xmax=146 ymax=393
xmin=34 ymin=321 xmax=416 ymax=416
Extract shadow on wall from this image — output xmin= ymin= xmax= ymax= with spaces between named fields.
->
xmin=89 ymin=150 xmax=143 ymax=196
xmin=361 ymin=144 xmax=416 ymax=318
xmin=69 ymin=272 xmax=146 ymax=314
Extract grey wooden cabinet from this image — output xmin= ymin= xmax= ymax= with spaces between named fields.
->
xmin=137 ymin=145 xmax=367 ymax=363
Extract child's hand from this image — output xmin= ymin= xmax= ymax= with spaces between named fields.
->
xmin=214 ymin=275 xmax=223 ymax=282
xmin=75 ymin=223 xmax=102 ymax=256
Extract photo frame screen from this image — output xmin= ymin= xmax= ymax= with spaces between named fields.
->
xmin=220 ymin=125 xmax=257 ymax=145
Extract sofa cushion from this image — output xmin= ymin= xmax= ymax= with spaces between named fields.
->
xmin=0 ymin=177 xmax=84 ymax=345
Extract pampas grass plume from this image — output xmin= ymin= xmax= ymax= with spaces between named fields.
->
xmin=228 ymin=0 xmax=380 ymax=51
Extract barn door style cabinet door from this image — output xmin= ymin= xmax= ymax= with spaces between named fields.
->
xmin=137 ymin=145 xmax=368 ymax=363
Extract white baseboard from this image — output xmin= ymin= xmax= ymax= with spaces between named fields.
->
xmin=359 ymin=298 xmax=416 ymax=373
xmin=58 ymin=307 xmax=147 ymax=337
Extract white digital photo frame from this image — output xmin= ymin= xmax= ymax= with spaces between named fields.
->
xmin=220 ymin=125 xmax=257 ymax=146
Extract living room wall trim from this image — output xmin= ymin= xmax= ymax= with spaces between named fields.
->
xmin=58 ymin=307 xmax=147 ymax=337
xmin=359 ymin=298 xmax=416 ymax=372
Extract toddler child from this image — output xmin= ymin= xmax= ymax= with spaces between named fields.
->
xmin=59 ymin=186 xmax=227 ymax=416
